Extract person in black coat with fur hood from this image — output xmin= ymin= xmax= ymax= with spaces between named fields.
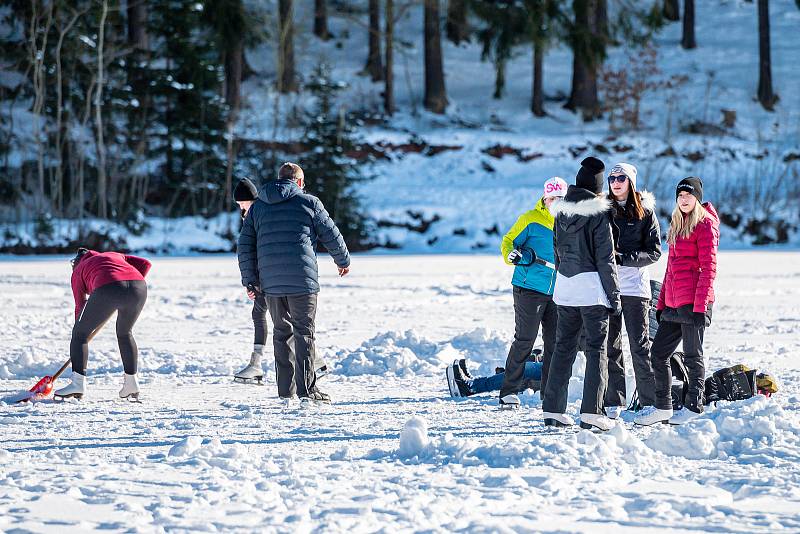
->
xmin=541 ymin=157 xmax=621 ymax=432
xmin=604 ymin=163 xmax=662 ymax=418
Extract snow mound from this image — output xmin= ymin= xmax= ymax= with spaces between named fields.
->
xmin=390 ymin=418 xmax=657 ymax=476
xmin=646 ymin=395 xmax=800 ymax=461
xmin=398 ymin=417 xmax=430 ymax=459
xmin=335 ymin=328 xmax=510 ymax=377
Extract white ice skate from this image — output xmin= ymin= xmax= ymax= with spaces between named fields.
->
xmin=119 ymin=373 xmax=141 ymax=402
xmin=54 ymin=373 xmax=85 ymax=401
xmin=542 ymin=411 xmax=575 ymax=427
xmin=669 ymin=407 xmax=702 ymax=425
xmin=499 ymin=394 xmax=521 ymax=409
xmin=633 ymin=406 xmax=673 ymax=426
xmin=605 ymin=406 xmax=623 ymax=420
xmin=234 ymin=352 xmax=264 ymax=385
xmin=580 ymin=413 xmax=616 ymax=432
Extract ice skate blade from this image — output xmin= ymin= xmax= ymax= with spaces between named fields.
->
xmin=120 ymin=393 xmax=142 ymax=403
xmin=300 ymin=397 xmax=332 ymax=405
xmin=54 ymin=393 xmax=83 ymax=401
xmin=233 ymin=376 xmax=264 ymax=386
xmin=499 ymin=404 xmax=519 ymax=410
xmin=579 ymin=421 xmax=610 ymax=432
xmin=544 ymin=418 xmax=572 ymax=427
xmin=634 ymin=419 xmax=671 ymax=427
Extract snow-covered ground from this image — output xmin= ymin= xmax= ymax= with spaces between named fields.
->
xmin=1 ymin=253 xmax=800 ymax=531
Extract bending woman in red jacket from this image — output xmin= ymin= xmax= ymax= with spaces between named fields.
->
xmin=635 ymin=177 xmax=719 ymax=426
xmin=54 ymin=249 xmax=151 ymax=401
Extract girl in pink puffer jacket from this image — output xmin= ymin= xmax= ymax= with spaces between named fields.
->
xmin=635 ymin=177 xmax=719 ymax=427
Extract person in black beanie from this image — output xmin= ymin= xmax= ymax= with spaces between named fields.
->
xmin=541 ymin=156 xmax=621 ymax=431
xmin=232 ymin=177 xmax=271 ymax=384
xmin=234 ymin=178 xmax=258 ymax=219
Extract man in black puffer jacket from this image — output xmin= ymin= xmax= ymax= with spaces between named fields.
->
xmin=237 ymin=162 xmax=351 ymax=403
xmin=541 ymin=157 xmax=621 ymax=432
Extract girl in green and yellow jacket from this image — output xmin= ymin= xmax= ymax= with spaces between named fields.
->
xmin=496 ymin=176 xmax=567 ymax=408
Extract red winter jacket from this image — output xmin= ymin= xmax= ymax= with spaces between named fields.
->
xmin=71 ymin=251 xmax=152 ymax=319
xmin=657 ymin=203 xmax=719 ymax=314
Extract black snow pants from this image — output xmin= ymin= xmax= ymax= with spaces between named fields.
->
xmin=70 ymin=280 xmax=147 ymax=375
xmin=499 ymin=286 xmax=557 ymax=399
xmin=652 ymin=319 xmax=705 ymax=412
xmin=542 ymin=305 xmax=609 ymax=415
xmin=605 ymin=296 xmax=656 ymax=408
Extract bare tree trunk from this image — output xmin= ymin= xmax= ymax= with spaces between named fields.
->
xmin=314 ymin=0 xmax=330 ymax=40
xmin=531 ymin=41 xmax=544 ymax=117
xmin=94 ymin=0 xmax=109 ymax=219
xmin=757 ymin=0 xmax=778 ymax=110
xmin=364 ymin=0 xmax=384 ymax=81
xmin=663 ymin=0 xmax=680 ymax=21
xmin=445 ymin=0 xmax=469 ymax=44
xmin=128 ymin=0 xmax=148 ymax=48
xmin=225 ymin=40 xmax=243 ymax=109
xmin=384 ymin=0 xmax=394 ymax=115
xmin=423 ymin=0 xmax=447 ymax=114
xmin=54 ymin=7 xmax=83 ymax=216
xmin=278 ymin=0 xmax=298 ymax=93
xmin=681 ymin=0 xmax=696 ymax=49
xmin=29 ymin=1 xmax=54 ymax=209
xmin=565 ymin=0 xmax=601 ymax=121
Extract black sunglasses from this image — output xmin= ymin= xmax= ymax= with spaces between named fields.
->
xmin=608 ymin=175 xmax=628 ymax=183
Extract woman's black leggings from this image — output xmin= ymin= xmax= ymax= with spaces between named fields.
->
xmin=70 ymin=280 xmax=148 ymax=375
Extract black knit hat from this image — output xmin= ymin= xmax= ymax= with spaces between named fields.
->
xmin=676 ymin=176 xmax=703 ymax=203
xmin=575 ymin=156 xmax=605 ymax=194
xmin=233 ymin=178 xmax=258 ymax=202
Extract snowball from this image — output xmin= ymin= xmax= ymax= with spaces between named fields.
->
xmin=398 ymin=416 xmax=429 ymax=458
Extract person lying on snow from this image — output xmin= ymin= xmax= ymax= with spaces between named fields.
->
xmin=54 ymin=248 xmax=151 ymax=401
xmin=446 ymin=280 xmax=662 ymax=401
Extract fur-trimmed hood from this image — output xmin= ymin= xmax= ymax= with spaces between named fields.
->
xmin=550 ymin=185 xmax=612 ymax=218
xmin=638 ymin=190 xmax=655 ymax=212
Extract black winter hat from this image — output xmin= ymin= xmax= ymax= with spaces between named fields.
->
xmin=676 ymin=176 xmax=703 ymax=203
xmin=575 ymin=156 xmax=605 ymax=194
xmin=233 ymin=178 xmax=258 ymax=202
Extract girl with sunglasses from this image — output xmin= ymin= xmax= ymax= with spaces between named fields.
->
xmin=603 ymin=163 xmax=662 ymax=418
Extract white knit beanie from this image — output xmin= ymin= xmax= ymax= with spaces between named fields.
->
xmin=609 ymin=163 xmax=638 ymax=190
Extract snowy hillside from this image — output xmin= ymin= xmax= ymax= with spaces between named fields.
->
xmin=1 ymin=253 xmax=799 ymax=530
xmin=241 ymin=0 xmax=800 ymax=251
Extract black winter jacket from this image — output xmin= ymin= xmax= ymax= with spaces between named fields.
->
xmin=237 ymin=179 xmax=350 ymax=296
xmin=551 ymin=185 xmax=620 ymax=310
xmin=610 ymin=191 xmax=662 ymax=268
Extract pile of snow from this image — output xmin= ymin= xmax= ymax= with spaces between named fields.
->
xmin=335 ymin=328 xmax=510 ymax=377
xmin=390 ymin=416 xmax=660 ymax=478
xmin=646 ymin=395 xmax=800 ymax=461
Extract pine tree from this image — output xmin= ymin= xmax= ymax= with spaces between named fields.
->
xmin=301 ymin=64 xmax=370 ymax=249
xmin=146 ymin=1 xmax=228 ymax=216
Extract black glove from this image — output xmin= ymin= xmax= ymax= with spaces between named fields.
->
xmin=656 ymin=309 xmax=662 ymax=323
xmin=609 ymin=302 xmax=622 ymax=316
xmin=614 ymin=252 xmax=624 ymax=265
xmin=693 ymin=311 xmax=709 ymax=327
xmin=507 ymin=249 xmax=523 ymax=265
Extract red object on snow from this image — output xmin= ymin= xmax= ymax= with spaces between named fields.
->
xmin=71 ymin=251 xmax=152 ymax=319
xmin=13 ymin=359 xmax=70 ymax=404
